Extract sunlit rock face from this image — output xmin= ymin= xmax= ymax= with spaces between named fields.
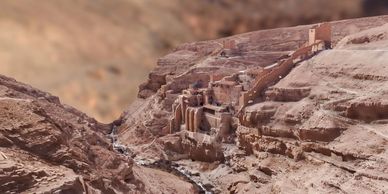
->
xmin=0 ymin=0 xmax=386 ymax=122
xmin=1 ymin=4 xmax=388 ymax=192
xmin=119 ymin=15 xmax=388 ymax=193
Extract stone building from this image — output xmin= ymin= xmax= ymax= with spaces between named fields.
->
xmin=309 ymin=22 xmax=332 ymax=48
xmin=169 ymin=23 xmax=332 ymax=139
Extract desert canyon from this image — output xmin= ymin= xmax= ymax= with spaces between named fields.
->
xmin=1 ymin=12 xmax=388 ymax=194
xmin=0 ymin=0 xmax=386 ymax=122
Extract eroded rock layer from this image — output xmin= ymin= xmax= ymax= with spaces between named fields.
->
xmin=2 ymin=15 xmax=388 ymax=194
xmin=118 ymin=15 xmax=388 ymax=193
xmin=0 ymin=75 xmax=197 ymax=194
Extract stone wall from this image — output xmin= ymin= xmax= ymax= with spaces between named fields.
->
xmin=239 ymin=39 xmax=327 ymax=110
xmin=212 ymin=85 xmax=243 ymax=106
xmin=166 ymin=73 xmax=210 ymax=94
xmin=203 ymin=113 xmax=220 ymax=130
xmin=170 ymin=23 xmax=332 ymax=138
xmin=309 ymin=22 xmax=332 ymax=46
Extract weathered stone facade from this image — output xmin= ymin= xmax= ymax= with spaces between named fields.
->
xmin=168 ymin=23 xmax=332 ymax=139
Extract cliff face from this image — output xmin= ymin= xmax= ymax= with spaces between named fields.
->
xmin=0 ymin=75 xmax=197 ymax=193
xmin=0 ymin=74 xmax=139 ymax=193
xmin=119 ymin=15 xmax=388 ymax=193
xmin=2 ymin=15 xmax=388 ymax=194
xmin=0 ymin=0 xmax=386 ymax=123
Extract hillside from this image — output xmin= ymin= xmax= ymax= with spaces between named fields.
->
xmin=117 ymin=15 xmax=388 ymax=193
xmin=1 ymin=9 xmax=388 ymax=194
xmin=0 ymin=0 xmax=384 ymax=122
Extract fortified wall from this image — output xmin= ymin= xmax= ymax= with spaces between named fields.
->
xmin=168 ymin=23 xmax=332 ymax=139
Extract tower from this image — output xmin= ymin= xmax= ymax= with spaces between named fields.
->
xmin=309 ymin=22 xmax=332 ymax=48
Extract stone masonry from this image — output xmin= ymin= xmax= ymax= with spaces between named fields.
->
xmin=169 ymin=23 xmax=332 ymax=139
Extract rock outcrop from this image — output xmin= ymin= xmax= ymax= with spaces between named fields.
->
xmin=2 ymin=15 xmax=388 ymax=194
xmin=161 ymin=131 xmax=225 ymax=162
xmin=3 ymin=0 xmax=381 ymax=122
xmin=0 ymin=75 xmax=142 ymax=193
xmin=118 ymin=15 xmax=388 ymax=193
xmin=0 ymin=75 xmax=198 ymax=194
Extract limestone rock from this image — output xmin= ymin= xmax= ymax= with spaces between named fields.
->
xmin=0 ymin=75 xmax=140 ymax=193
xmin=117 ymin=15 xmax=388 ymax=193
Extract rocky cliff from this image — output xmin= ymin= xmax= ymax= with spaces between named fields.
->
xmin=119 ymin=15 xmax=388 ymax=193
xmin=2 ymin=15 xmax=388 ymax=194
xmin=0 ymin=75 xmax=197 ymax=193
xmin=1 ymin=0 xmax=386 ymax=123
